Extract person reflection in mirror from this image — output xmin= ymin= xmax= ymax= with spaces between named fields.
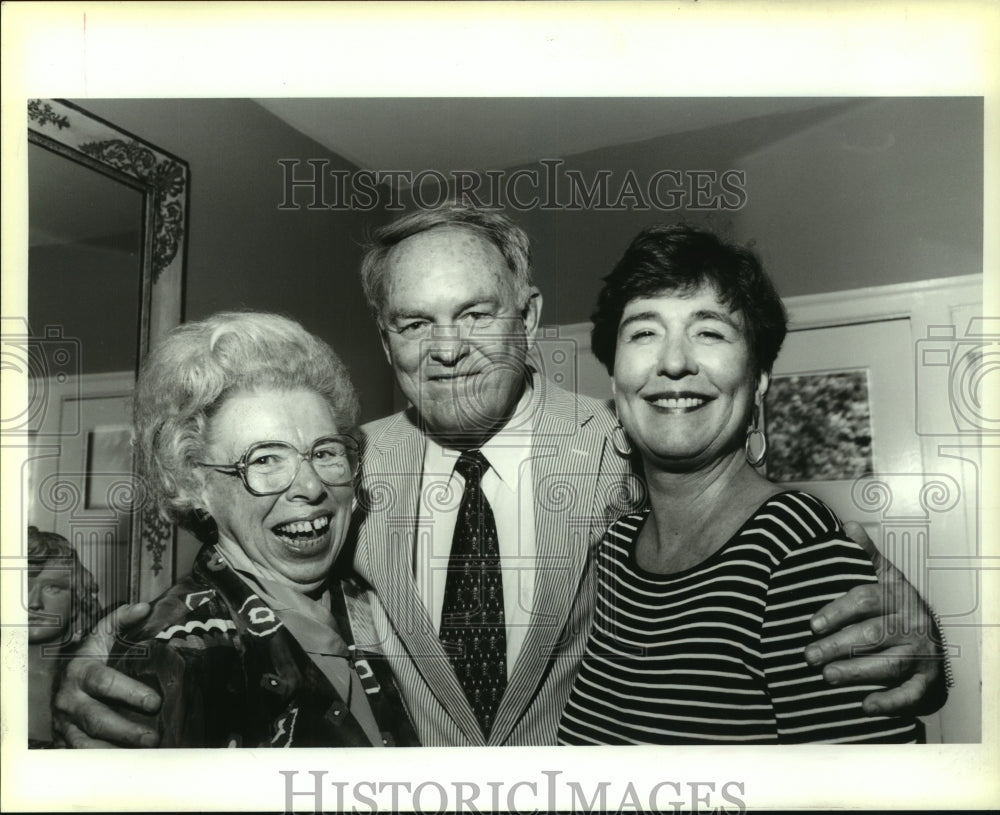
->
xmin=27 ymin=526 xmax=101 ymax=748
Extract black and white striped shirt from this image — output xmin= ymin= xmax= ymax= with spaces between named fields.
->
xmin=558 ymin=491 xmax=918 ymax=745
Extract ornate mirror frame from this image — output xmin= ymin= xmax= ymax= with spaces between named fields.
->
xmin=27 ymin=99 xmax=189 ymax=601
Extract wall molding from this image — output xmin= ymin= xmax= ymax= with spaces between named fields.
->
xmin=554 ymin=274 xmax=984 ymax=338
xmin=782 ymin=274 xmax=983 ymax=330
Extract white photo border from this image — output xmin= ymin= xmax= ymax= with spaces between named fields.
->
xmin=2 ymin=2 xmax=997 ymax=812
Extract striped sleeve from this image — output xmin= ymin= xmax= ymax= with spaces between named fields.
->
xmin=760 ymin=494 xmax=918 ymax=744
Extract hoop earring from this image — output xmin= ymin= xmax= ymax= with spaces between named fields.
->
xmin=745 ymin=404 xmax=767 ymax=467
xmin=611 ymin=422 xmax=633 ymax=457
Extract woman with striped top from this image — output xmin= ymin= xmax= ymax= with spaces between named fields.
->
xmin=558 ymin=225 xmax=919 ymax=744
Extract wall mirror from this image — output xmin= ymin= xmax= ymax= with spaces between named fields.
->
xmin=26 ymin=99 xmax=189 ymax=605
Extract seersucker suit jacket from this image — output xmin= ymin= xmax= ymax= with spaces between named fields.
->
xmin=346 ymin=371 xmax=641 ymax=746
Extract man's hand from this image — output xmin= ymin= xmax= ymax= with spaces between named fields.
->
xmin=52 ymin=603 xmax=163 ymax=748
xmin=805 ymin=522 xmax=949 ymax=718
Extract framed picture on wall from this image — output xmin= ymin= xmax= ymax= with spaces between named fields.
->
xmin=764 ymin=369 xmax=875 ymax=483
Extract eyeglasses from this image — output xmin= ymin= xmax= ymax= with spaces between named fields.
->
xmin=198 ymin=435 xmax=359 ymax=496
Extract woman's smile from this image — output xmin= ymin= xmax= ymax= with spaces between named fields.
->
xmin=642 ymin=391 xmax=714 ymax=412
xmin=271 ymin=512 xmax=333 ymax=553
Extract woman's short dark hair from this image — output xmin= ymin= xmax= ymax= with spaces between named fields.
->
xmin=591 ymin=223 xmax=788 ymax=376
xmin=27 ymin=526 xmax=102 ymax=639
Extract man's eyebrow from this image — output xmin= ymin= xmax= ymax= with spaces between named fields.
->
xmin=460 ymin=296 xmax=501 ymax=310
xmin=384 ymin=304 xmax=436 ymax=324
xmin=386 ymin=298 xmax=500 ymax=323
xmin=385 ymin=309 xmax=428 ymax=323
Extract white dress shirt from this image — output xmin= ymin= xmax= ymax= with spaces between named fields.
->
xmin=414 ymin=387 xmax=537 ymax=677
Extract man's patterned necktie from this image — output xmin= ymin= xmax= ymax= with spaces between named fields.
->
xmin=438 ymin=450 xmax=507 ymax=737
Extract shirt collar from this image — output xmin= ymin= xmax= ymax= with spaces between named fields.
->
xmin=422 ymin=381 xmax=536 ymax=488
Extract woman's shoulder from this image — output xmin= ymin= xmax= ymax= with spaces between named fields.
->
xmin=733 ymin=490 xmax=860 ymax=565
xmin=747 ymin=491 xmax=879 ymax=592
xmin=747 ymin=490 xmax=845 ymax=539
xmin=117 ymin=570 xmax=236 ymax=652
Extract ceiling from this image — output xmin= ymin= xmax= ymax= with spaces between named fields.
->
xmin=253 ymin=97 xmax=854 ymax=179
xmin=26 ymin=98 xmax=860 ymax=249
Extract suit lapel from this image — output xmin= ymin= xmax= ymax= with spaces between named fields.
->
xmin=489 ymin=375 xmax=606 ymax=745
xmin=356 ymin=411 xmax=485 ymax=745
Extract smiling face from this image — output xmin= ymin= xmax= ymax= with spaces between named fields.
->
xmin=27 ymin=565 xmax=73 ymax=644
xmin=198 ymin=387 xmax=353 ymax=591
xmin=379 ymin=226 xmax=541 ymax=447
xmin=612 ymin=285 xmax=768 ymax=472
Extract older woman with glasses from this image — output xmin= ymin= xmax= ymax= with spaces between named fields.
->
xmin=107 ymin=311 xmax=417 ymax=747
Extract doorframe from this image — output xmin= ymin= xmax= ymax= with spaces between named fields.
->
xmin=781 ymin=273 xmax=982 ymax=333
xmin=777 ymin=274 xmax=986 ymax=745
xmin=25 ymin=369 xmax=175 ymax=606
